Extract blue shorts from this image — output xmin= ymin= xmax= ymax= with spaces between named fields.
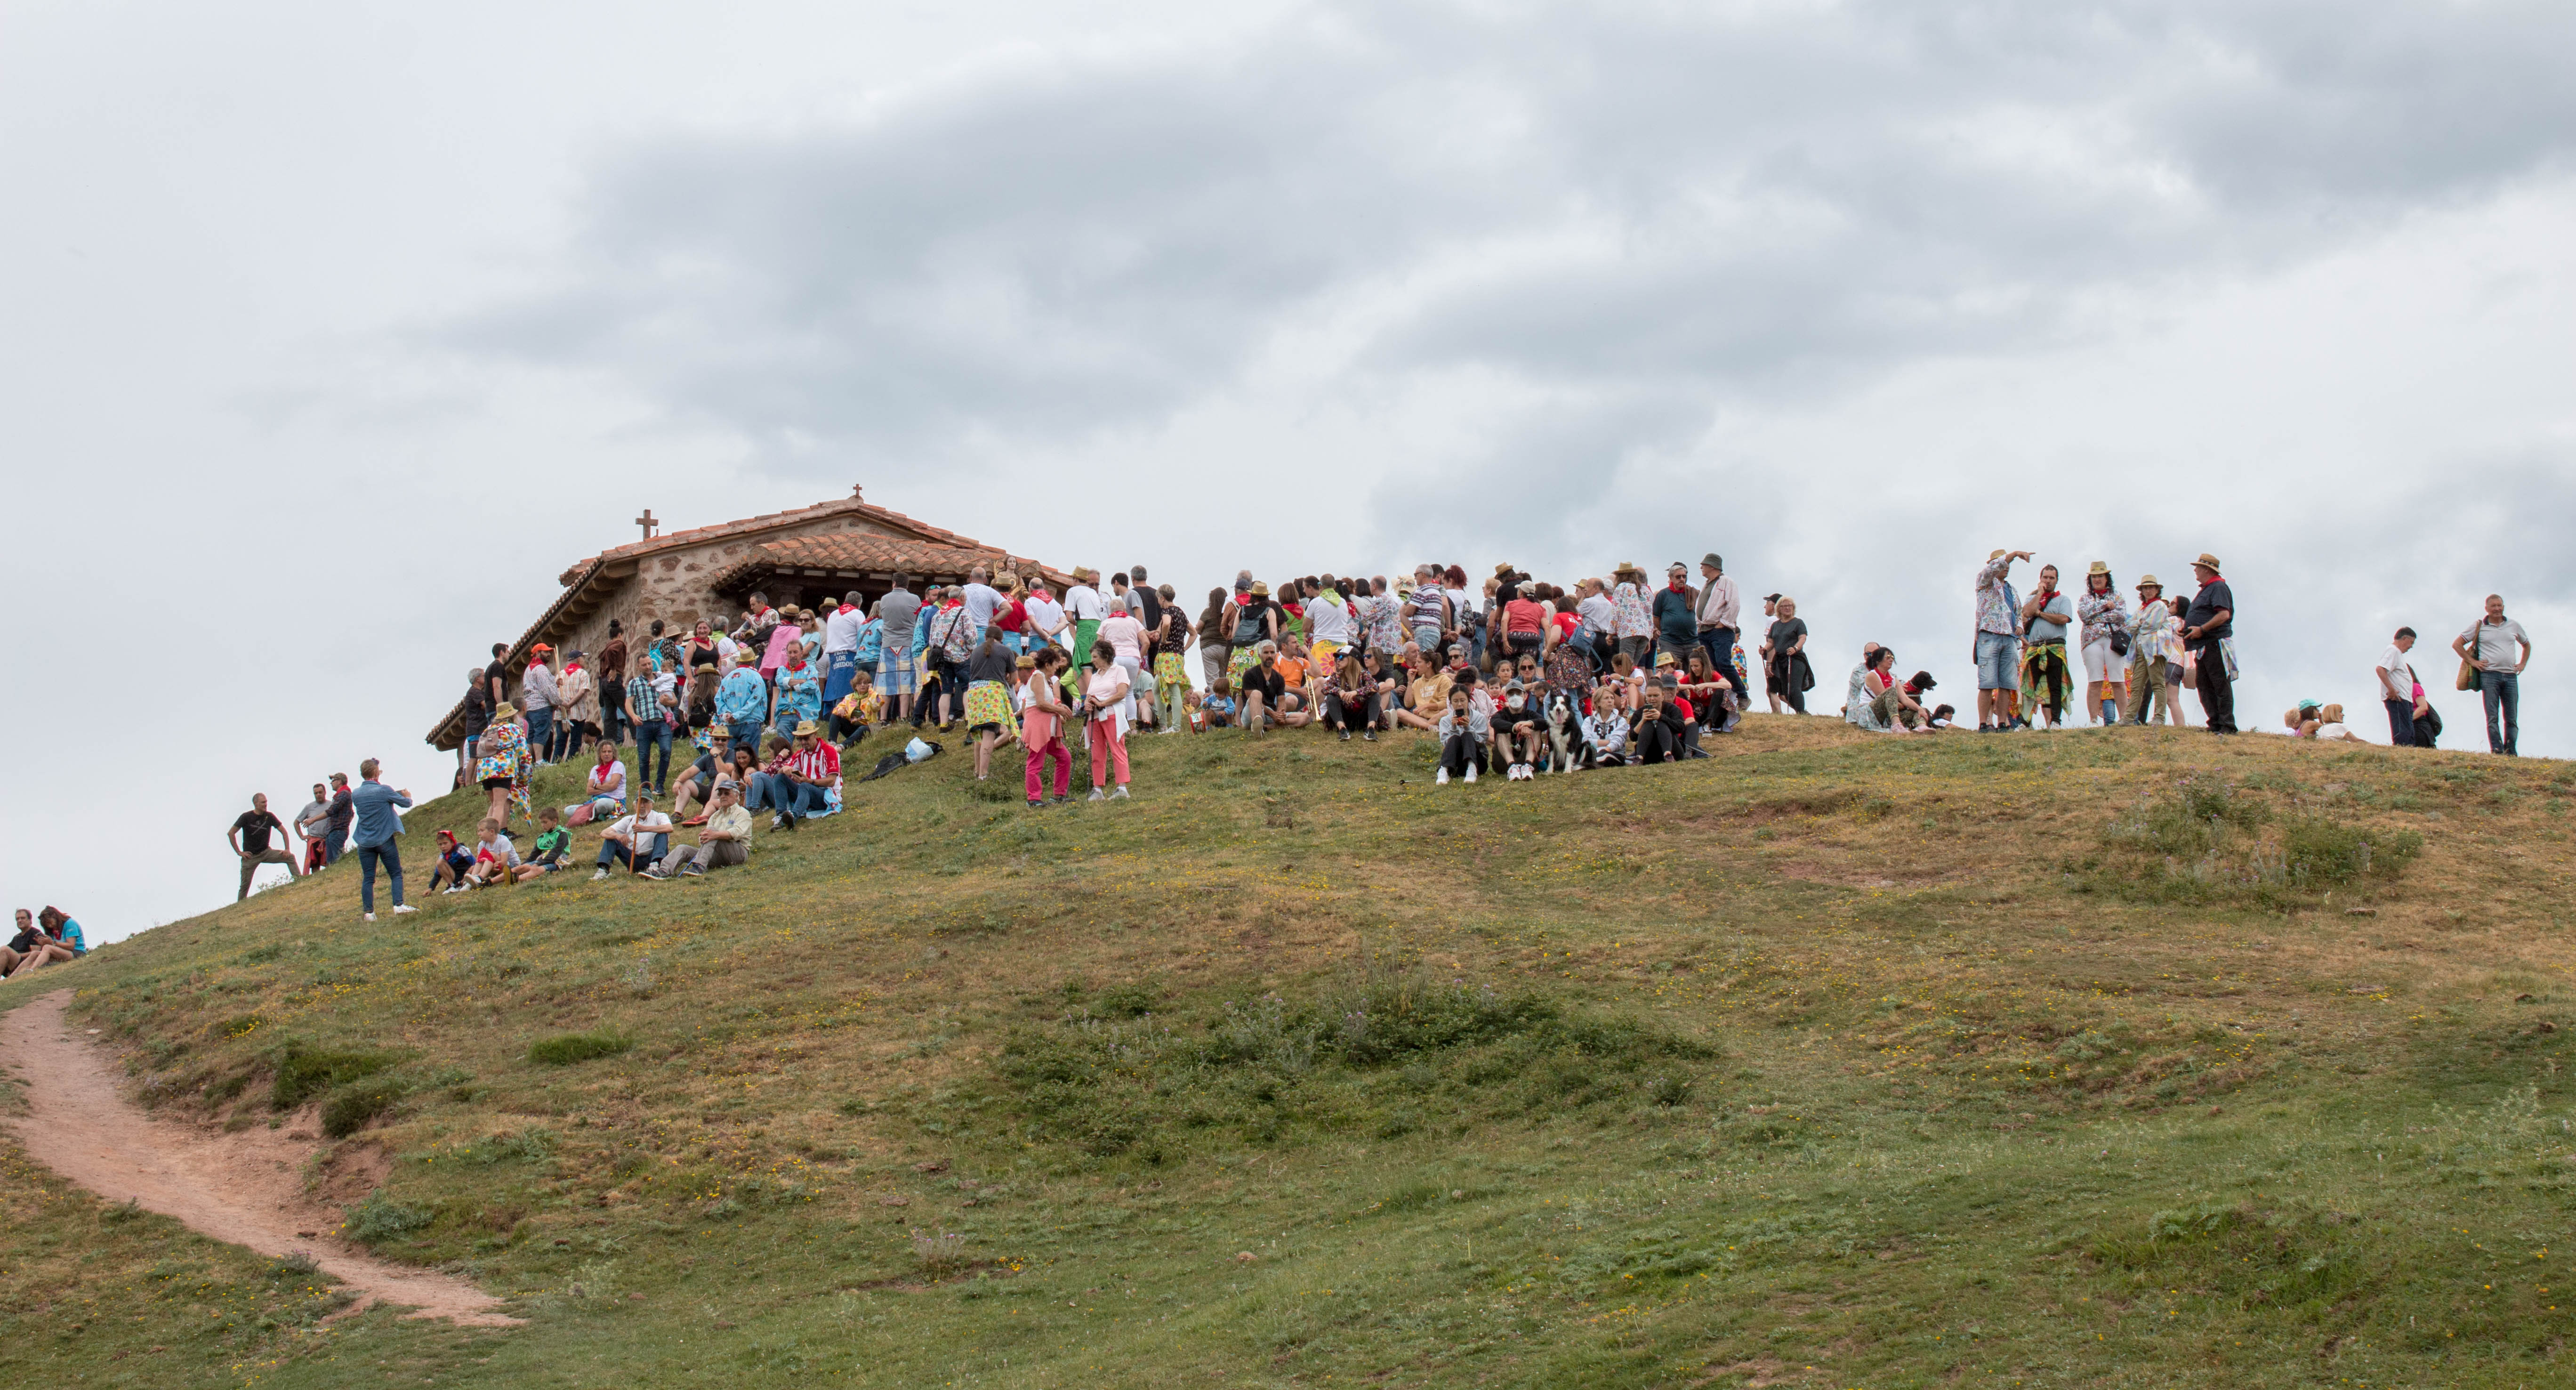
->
xmin=1975 ymin=631 xmax=2018 ymax=690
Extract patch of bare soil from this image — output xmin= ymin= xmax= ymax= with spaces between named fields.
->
xmin=0 ymin=989 xmax=519 ymax=1326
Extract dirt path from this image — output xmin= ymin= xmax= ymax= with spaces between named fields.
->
xmin=0 ymin=989 xmax=520 ymax=1326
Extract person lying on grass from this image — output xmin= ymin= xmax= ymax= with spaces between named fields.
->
xmin=594 ymin=793 xmax=674 ymax=878
xmin=644 ymin=779 xmax=751 ymax=879
xmin=509 ymin=807 xmax=571 ymax=882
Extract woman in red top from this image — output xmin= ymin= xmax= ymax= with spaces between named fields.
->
xmin=994 ymin=572 xmax=1033 ymax=655
xmin=1500 ymin=582 xmax=1553 ymax=665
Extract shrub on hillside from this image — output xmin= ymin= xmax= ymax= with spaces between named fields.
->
xmin=2081 ymin=776 xmax=2418 ymax=907
xmin=343 ymin=1191 xmax=433 ymax=1246
xmin=321 ymin=1077 xmax=409 ymax=1138
xmin=993 ymin=975 xmax=1714 ymax=1161
xmin=271 ymin=1046 xmax=401 ymax=1111
xmin=528 ymin=1031 xmax=632 ymax=1066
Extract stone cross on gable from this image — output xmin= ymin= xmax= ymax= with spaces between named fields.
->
xmin=635 ymin=509 xmax=658 ymax=540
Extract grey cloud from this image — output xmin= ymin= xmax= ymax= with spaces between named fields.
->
xmin=444 ymin=0 xmax=2576 ymax=467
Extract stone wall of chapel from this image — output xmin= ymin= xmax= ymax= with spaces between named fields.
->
xmin=541 ymin=514 xmax=903 ymax=665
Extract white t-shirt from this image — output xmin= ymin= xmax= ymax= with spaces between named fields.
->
xmin=961 ymin=582 xmax=1005 ymax=634
xmin=2375 ymin=645 xmax=2412 ymax=700
xmin=823 ymin=606 xmax=865 ymax=655
xmin=586 ymin=760 xmax=628 ymax=800
xmin=1307 ymin=594 xmax=1352 ymax=644
xmin=477 ymin=833 xmax=520 ymax=868
xmin=1023 ymin=595 xmax=1065 ymax=642
xmin=608 ymin=811 xmax=673 ymax=844
xmin=1066 ymin=585 xmax=1106 ymax=622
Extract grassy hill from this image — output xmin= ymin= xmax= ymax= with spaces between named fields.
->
xmin=7 ymin=718 xmax=2576 ymax=1388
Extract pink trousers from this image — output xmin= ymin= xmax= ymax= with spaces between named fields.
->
xmin=1087 ymin=717 xmax=1129 ymax=788
xmin=1025 ymin=735 xmax=1070 ymax=800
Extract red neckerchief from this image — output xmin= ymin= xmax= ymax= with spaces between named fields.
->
xmin=2033 ymin=589 xmax=2061 ymax=606
xmin=1666 ymin=579 xmax=1688 ymax=593
xmin=2199 ymin=573 xmax=2225 ymax=585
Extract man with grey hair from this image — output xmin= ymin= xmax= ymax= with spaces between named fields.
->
xmin=2454 ymin=594 xmax=2531 ymax=756
xmin=1695 ymin=552 xmax=1747 ymax=722
xmin=644 ymin=779 xmax=752 ymax=879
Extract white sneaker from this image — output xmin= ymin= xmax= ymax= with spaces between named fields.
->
xmin=1087 ymin=787 xmax=1107 ymax=802
xmin=1110 ymin=785 xmax=1129 ymax=800
xmin=1465 ymin=764 xmax=1478 ymax=784
xmin=591 ymin=869 xmax=610 ymax=881
xmin=391 ymin=905 xmax=417 ymax=915
xmin=362 ymin=913 xmax=375 ymax=922
xmin=1435 ymin=767 xmax=1449 ymax=785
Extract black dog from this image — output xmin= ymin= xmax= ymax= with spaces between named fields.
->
xmin=1541 ymin=690 xmax=1583 ymax=774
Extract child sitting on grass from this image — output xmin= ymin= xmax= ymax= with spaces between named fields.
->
xmin=1201 ymin=679 xmax=1236 ymax=729
xmin=427 ymin=829 xmax=475 ymax=893
xmin=512 ymin=807 xmax=572 ymax=882
xmin=454 ymin=817 xmax=519 ymax=890
xmin=1434 ymin=686 xmax=1489 ymax=785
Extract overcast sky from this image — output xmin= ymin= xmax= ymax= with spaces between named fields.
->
xmin=4 ymin=0 xmax=2570 ymax=942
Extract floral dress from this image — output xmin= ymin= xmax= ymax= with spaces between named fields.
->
xmin=475 ymin=719 xmax=533 ymax=822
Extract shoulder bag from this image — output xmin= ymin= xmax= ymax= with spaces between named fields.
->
xmin=2455 ymin=618 xmax=2481 ymax=692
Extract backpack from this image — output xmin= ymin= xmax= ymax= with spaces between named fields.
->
xmin=1233 ymin=600 xmax=1268 ymax=646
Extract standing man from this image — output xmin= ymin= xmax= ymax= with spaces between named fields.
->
xmin=1694 ymin=553 xmax=1747 ymax=723
xmin=484 ymin=642 xmax=511 ymax=710
xmin=1064 ymin=568 xmax=1108 ymax=677
xmin=348 ymin=759 xmax=416 ymax=922
xmin=961 ymin=565 xmax=1005 ymax=644
xmin=1128 ymin=565 xmax=1162 ymax=635
xmin=457 ymin=664 xmax=494 ymax=785
xmin=229 ymin=793 xmax=299 ymax=900
xmin=717 ymin=648 xmax=770 ymax=754
xmin=321 ymin=772 xmax=354 ymax=867
xmin=294 ymin=782 xmax=333 ymax=875
xmin=598 ymin=619 xmax=630 ymax=748
xmin=2017 ymin=564 xmax=2076 ymax=729
xmin=2454 ymin=595 xmax=2531 ymax=756
xmin=522 ymin=646 xmax=560 ymax=765
xmin=2377 ymin=628 xmax=2422 ymax=747
xmin=1651 ymin=562 xmax=1699 ymax=669
xmin=872 ymin=574 xmax=922 ymax=727
xmin=2181 ymin=553 xmax=2236 ymax=734
xmin=821 ymin=590 xmax=865 ymax=710
xmin=1974 ymin=550 xmax=2033 ymax=732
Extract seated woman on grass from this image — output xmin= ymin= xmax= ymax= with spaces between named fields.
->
xmin=566 ymin=741 xmax=627 ymax=826
xmin=1676 ymin=649 xmax=1734 ymax=735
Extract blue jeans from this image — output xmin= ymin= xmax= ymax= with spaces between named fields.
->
xmin=525 ymin=708 xmax=555 ymax=761
xmin=727 ymin=719 xmax=765 ymax=758
xmin=2385 ymin=698 xmax=2419 ymax=748
xmin=597 ymin=834 xmax=668 ymax=870
xmin=748 ymin=772 xmax=830 ymax=816
xmin=2481 ymin=671 xmax=2520 ymax=755
xmin=322 ymin=836 xmax=346 ymax=866
xmin=1974 ymin=632 xmax=2017 ymax=690
xmin=358 ymin=842 xmax=402 ymax=913
xmin=633 ymin=719 xmax=672 ymax=789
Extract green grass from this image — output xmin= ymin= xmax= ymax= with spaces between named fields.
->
xmin=5 ymin=719 xmax=2576 ymax=1386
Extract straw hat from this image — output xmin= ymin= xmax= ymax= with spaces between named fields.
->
xmin=492 ymin=701 xmax=519 ymax=719
xmin=2086 ymin=561 xmax=2110 ymax=578
xmin=1989 ymin=549 xmax=2008 ymax=561
xmin=1613 ymin=561 xmax=1643 ymax=579
xmin=2136 ymin=574 xmax=2162 ymax=590
xmin=2193 ymin=552 xmax=2223 ymax=571
xmin=1248 ymin=580 xmax=1270 ymax=596
xmin=792 ymin=719 xmax=820 ymax=737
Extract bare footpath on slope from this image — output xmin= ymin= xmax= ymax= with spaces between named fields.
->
xmin=0 ymin=989 xmax=521 ymax=1327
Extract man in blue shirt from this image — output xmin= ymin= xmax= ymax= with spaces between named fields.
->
xmin=717 ymin=657 xmax=770 ymax=753
xmin=348 ymin=759 xmax=417 ymax=921
xmin=2181 ymin=553 xmax=2237 ymax=734
xmin=1651 ymin=563 xmax=1699 ymax=666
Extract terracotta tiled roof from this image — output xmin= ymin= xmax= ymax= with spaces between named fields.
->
xmin=707 ymin=533 xmax=1071 ymax=593
xmin=554 ymin=488 xmax=986 ymax=587
xmin=424 ymin=488 xmax=1066 ymax=751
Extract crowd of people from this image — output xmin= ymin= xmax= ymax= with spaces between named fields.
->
xmin=208 ymin=546 xmax=2534 ymax=923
